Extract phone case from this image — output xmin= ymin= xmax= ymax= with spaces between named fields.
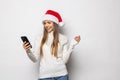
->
xmin=21 ymin=36 xmax=32 ymax=48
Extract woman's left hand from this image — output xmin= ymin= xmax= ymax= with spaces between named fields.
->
xmin=74 ymin=35 xmax=81 ymax=42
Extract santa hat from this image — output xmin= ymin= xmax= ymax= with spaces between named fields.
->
xmin=42 ymin=10 xmax=64 ymax=27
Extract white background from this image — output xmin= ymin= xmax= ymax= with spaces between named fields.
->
xmin=0 ymin=0 xmax=120 ymax=80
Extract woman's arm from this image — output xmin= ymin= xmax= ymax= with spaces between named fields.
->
xmin=26 ymin=49 xmax=38 ymax=63
xmin=62 ymin=38 xmax=79 ymax=64
xmin=23 ymin=35 xmax=41 ymax=63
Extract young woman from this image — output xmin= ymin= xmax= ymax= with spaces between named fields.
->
xmin=23 ymin=10 xmax=80 ymax=80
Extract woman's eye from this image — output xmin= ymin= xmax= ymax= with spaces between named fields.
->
xmin=48 ymin=22 xmax=51 ymax=24
xmin=43 ymin=22 xmax=46 ymax=25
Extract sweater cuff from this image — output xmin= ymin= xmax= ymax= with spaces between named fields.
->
xmin=70 ymin=39 xmax=78 ymax=47
xmin=26 ymin=49 xmax=31 ymax=53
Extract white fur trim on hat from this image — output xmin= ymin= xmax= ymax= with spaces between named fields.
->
xmin=42 ymin=14 xmax=59 ymax=24
xmin=59 ymin=22 xmax=65 ymax=27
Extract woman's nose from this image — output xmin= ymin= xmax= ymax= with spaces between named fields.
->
xmin=45 ymin=24 xmax=49 ymax=28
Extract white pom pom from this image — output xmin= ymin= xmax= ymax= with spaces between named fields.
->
xmin=58 ymin=22 xmax=65 ymax=27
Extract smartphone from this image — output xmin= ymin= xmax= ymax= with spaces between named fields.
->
xmin=21 ymin=36 xmax=32 ymax=48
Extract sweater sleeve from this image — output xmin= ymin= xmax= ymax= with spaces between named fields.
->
xmin=26 ymin=35 xmax=41 ymax=63
xmin=62 ymin=38 xmax=78 ymax=64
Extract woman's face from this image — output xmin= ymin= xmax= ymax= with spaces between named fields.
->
xmin=43 ymin=20 xmax=54 ymax=33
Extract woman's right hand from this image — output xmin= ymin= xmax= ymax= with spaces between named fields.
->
xmin=23 ymin=41 xmax=31 ymax=52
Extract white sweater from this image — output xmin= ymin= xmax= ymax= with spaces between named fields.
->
xmin=26 ymin=31 xmax=78 ymax=79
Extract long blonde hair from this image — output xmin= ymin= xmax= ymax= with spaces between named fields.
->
xmin=40 ymin=23 xmax=59 ymax=58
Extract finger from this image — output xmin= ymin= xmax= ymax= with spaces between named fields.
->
xmin=76 ymin=37 xmax=80 ymax=41
xmin=26 ymin=45 xmax=31 ymax=49
xmin=24 ymin=45 xmax=31 ymax=50
xmin=23 ymin=41 xmax=27 ymax=44
xmin=23 ymin=42 xmax=27 ymax=46
xmin=24 ymin=42 xmax=30 ymax=46
xmin=25 ymin=48 xmax=30 ymax=51
xmin=23 ymin=43 xmax=30 ymax=49
xmin=75 ymin=37 xmax=79 ymax=39
xmin=77 ymin=35 xmax=81 ymax=40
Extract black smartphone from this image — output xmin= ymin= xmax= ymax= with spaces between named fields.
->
xmin=21 ymin=36 xmax=32 ymax=48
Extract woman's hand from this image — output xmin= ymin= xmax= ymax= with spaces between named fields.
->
xmin=74 ymin=35 xmax=81 ymax=42
xmin=23 ymin=41 xmax=31 ymax=52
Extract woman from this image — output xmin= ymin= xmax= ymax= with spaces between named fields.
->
xmin=23 ymin=10 xmax=80 ymax=80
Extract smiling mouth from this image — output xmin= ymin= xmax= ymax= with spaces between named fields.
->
xmin=47 ymin=27 xmax=51 ymax=30
xmin=47 ymin=28 xmax=50 ymax=31
xmin=46 ymin=28 xmax=51 ymax=32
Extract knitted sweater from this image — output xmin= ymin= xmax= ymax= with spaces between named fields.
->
xmin=26 ymin=31 xmax=78 ymax=79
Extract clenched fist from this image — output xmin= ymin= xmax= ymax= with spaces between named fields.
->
xmin=74 ymin=35 xmax=81 ymax=42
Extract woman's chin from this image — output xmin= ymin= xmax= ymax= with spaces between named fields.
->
xmin=47 ymin=30 xmax=53 ymax=33
xmin=47 ymin=31 xmax=51 ymax=33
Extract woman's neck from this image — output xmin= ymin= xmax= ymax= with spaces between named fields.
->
xmin=48 ymin=31 xmax=54 ymax=36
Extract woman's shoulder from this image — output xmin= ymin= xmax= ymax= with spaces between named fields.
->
xmin=59 ymin=33 xmax=68 ymax=44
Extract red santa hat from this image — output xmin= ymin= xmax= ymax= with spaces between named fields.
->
xmin=42 ymin=10 xmax=64 ymax=27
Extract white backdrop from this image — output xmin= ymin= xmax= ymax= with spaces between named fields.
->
xmin=0 ymin=0 xmax=120 ymax=80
